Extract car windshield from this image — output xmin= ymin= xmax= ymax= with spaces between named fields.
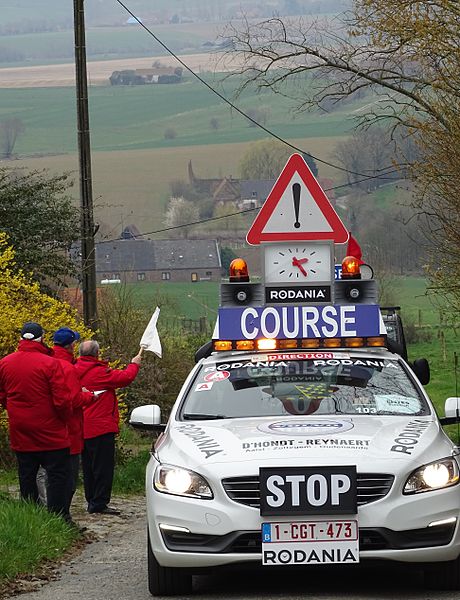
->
xmin=180 ymin=356 xmax=430 ymax=420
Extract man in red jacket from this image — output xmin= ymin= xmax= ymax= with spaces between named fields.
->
xmin=0 ymin=322 xmax=73 ymax=519
xmin=52 ymin=327 xmax=95 ymax=516
xmin=76 ymin=340 xmax=142 ymax=515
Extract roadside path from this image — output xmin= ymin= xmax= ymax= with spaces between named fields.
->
xmin=3 ymin=493 xmax=458 ymax=600
xmin=2 ymin=495 xmax=150 ymax=600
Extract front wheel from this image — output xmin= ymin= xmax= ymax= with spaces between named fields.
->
xmin=147 ymin=530 xmax=193 ymax=596
xmin=423 ymin=557 xmax=460 ymax=590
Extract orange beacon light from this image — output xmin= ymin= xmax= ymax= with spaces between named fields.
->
xmin=229 ymin=258 xmax=249 ymax=282
xmin=341 ymin=255 xmax=361 ymax=279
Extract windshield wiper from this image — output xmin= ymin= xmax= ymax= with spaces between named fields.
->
xmin=182 ymin=413 xmax=227 ymax=420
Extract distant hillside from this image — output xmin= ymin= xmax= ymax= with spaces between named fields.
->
xmin=1 ymin=1 xmax=350 ymax=30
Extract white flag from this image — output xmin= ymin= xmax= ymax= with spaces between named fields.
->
xmin=140 ymin=306 xmax=162 ymax=358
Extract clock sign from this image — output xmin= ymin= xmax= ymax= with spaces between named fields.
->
xmin=263 ymin=242 xmax=334 ymax=305
xmin=264 ymin=242 xmax=333 ymax=283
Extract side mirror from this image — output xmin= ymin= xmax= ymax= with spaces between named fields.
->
xmin=129 ymin=405 xmax=165 ymax=432
xmin=440 ymin=397 xmax=460 ymax=426
xmin=411 ymin=358 xmax=430 ymax=385
xmin=445 ymin=397 xmax=460 ymax=419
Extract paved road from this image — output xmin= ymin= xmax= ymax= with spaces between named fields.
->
xmin=7 ymin=500 xmax=458 ymax=600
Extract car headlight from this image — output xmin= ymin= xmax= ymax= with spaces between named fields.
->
xmin=404 ymin=458 xmax=459 ymax=494
xmin=154 ymin=464 xmax=213 ymax=499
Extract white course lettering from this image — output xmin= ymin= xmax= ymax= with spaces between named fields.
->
xmin=340 ymin=306 xmax=357 ymax=336
xmin=240 ymin=306 xmax=359 ymax=339
xmin=261 ymin=307 xmax=281 ymax=338
xmin=322 ymin=306 xmax=339 ymax=337
xmin=282 ymin=306 xmax=299 ymax=337
xmin=302 ymin=307 xmax=321 ymax=338
xmin=241 ymin=307 xmax=258 ymax=339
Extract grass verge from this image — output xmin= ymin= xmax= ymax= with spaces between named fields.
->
xmin=112 ymin=448 xmax=150 ymax=496
xmin=0 ymin=498 xmax=78 ymax=581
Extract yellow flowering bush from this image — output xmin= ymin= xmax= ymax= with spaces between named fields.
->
xmin=0 ymin=233 xmax=93 ymax=439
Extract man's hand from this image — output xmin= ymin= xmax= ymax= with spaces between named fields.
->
xmin=131 ymin=351 xmax=143 ymax=365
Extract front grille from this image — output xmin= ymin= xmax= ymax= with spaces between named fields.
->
xmin=222 ymin=473 xmax=394 ymax=509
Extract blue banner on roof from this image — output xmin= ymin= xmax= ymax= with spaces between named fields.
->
xmin=215 ymin=304 xmax=385 ymax=341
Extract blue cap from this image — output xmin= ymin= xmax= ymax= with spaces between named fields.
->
xmin=53 ymin=327 xmax=80 ymax=347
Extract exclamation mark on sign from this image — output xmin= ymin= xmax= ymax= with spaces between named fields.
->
xmin=293 ymin=183 xmax=301 ymax=228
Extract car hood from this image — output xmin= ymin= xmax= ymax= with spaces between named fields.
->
xmin=156 ymin=415 xmax=451 ymax=472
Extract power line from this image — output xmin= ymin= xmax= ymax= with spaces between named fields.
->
xmin=98 ymin=175 xmax=403 ymax=244
xmin=113 ymin=0 xmax=399 ymax=182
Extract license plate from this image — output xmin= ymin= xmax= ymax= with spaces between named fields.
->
xmin=261 ymin=519 xmax=359 ymax=566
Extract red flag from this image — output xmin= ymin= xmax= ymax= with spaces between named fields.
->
xmin=346 ymin=232 xmax=365 ymax=265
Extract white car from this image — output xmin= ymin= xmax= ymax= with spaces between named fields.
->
xmin=130 ymin=344 xmax=460 ymax=596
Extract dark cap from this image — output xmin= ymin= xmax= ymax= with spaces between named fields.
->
xmin=21 ymin=322 xmax=44 ymax=341
xmin=53 ymin=327 xmax=80 ymax=347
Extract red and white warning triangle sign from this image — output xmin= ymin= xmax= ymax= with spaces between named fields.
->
xmin=246 ymin=153 xmax=349 ymax=245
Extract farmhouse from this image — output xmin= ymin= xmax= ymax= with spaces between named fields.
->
xmin=187 ymin=160 xmax=240 ymax=204
xmin=109 ymin=66 xmax=183 ymax=85
xmin=187 ymin=161 xmax=336 ymax=209
xmin=95 ymin=237 xmax=221 ymax=283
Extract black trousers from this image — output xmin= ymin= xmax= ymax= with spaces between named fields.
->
xmin=15 ymin=447 xmax=71 ymax=518
xmin=82 ymin=432 xmax=115 ymax=513
xmin=65 ymin=453 xmax=80 ymax=514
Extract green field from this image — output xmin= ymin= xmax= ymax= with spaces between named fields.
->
xmin=0 ymin=25 xmax=214 ymax=66
xmin=0 ymin=71 xmax=362 ymax=236
xmin=0 ymin=75 xmax=359 ymax=156
xmin=0 ymin=4 xmax=332 ymax=66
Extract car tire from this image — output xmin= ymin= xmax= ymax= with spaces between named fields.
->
xmin=423 ymin=557 xmax=460 ymax=590
xmin=147 ymin=530 xmax=193 ymax=596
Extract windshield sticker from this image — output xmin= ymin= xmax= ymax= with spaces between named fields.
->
xmin=176 ymin=424 xmax=224 ymax=459
xmin=266 ymin=353 xmax=337 ymax=361
xmin=216 ymin=361 xmax=288 ymax=371
xmin=375 ymin=395 xmax=421 ymax=414
xmin=390 ymin=419 xmax=430 ymax=454
xmin=258 ymin=419 xmax=354 ymax=436
xmin=313 ymin=359 xmax=398 ymax=368
xmin=242 ymin=437 xmax=370 ymax=452
xmin=354 ymin=402 xmax=378 ymax=414
xmin=195 ymin=382 xmax=213 ymax=392
xmin=204 ymin=370 xmax=230 ymax=382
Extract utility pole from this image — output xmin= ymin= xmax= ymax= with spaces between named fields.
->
xmin=73 ymin=0 xmax=98 ymax=328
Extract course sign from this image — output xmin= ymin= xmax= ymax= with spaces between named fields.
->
xmin=246 ymin=154 xmax=349 ymax=245
xmin=215 ymin=305 xmax=386 ymax=341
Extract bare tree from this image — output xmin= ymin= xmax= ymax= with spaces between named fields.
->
xmin=225 ymin=3 xmax=460 ymax=313
xmin=165 ymin=197 xmax=199 ymax=239
xmin=239 ymin=139 xmax=291 ymax=179
xmin=332 ymin=127 xmax=401 ymax=191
